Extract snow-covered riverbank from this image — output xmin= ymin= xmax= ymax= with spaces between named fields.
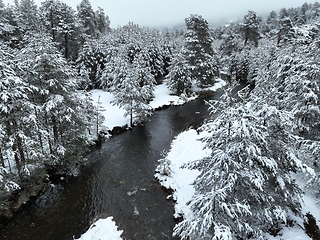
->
xmin=155 ymin=128 xmax=320 ymax=240
xmin=75 ymin=217 xmax=123 ymax=240
xmin=90 ymin=80 xmax=225 ymax=131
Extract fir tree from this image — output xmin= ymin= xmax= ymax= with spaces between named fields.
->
xmin=39 ymin=0 xmax=81 ymax=60
xmin=77 ymin=0 xmax=97 ymax=40
xmin=242 ymin=11 xmax=259 ymax=47
xmin=183 ymin=14 xmax=218 ymax=86
xmin=14 ymin=0 xmax=39 ymax=33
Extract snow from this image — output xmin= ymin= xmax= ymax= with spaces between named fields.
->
xmin=155 ymin=129 xmax=211 ymax=220
xmin=75 ymin=217 xmax=123 ymax=240
xmin=155 ymin=127 xmax=320 ymax=239
xmin=90 ymin=79 xmax=226 ymax=131
xmin=149 ymin=83 xmax=180 ymax=108
xmin=90 ymin=90 xmax=130 ymax=130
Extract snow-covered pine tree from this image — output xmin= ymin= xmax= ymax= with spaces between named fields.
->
xmin=77 ymin=0 xmax=98 ymax=40
xmin=13 ymin=0 xmax=39 ymax=34
xmin=76 ymin=38 xmax=106 ymax=89
xmin=183 ymin=14 xmax=218 ymax=86
xmin=95 ymin=7 xmax=110 ymax=35
xmin=277 ymin=17 xmax=295 ymax=45
xmin=17 ymin=32 xmax=92 ymax=168
xmin=174 ymin=82 xmax=304 ymax=239
xmin=39 ymin=0 xmax=81 ymax=61
xmin=112 ymin=53 xmax=155 ymax=127
xmin=0 ymin=44 xmax=36 ymax=183
xmin=0 ymin=1 xmax=19 ymax=46
xmin=166 ymin=50 xmax=192 ymax=95
xmin=242 ymin=11 xmax=259 ymax=47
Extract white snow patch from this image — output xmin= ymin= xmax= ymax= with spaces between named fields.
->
xmin=90 ymin=90 xmax=130 ymax=130
xmin=264 ymin=227 xmax=311 ymax=240
xmin=149 ymin=84 xmax=179 ymax=108
xmin=155 ymin=129 xmax=211 ymax=220
xmin=75 ymin=217 xmax=123 ymax=240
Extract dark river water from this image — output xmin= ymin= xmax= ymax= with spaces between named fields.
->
xmin=0 ymin=90 xmax=223 ymax=240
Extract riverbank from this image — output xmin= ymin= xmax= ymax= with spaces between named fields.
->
xmin=155 ymin=128 xmax=320 ymax=240
xmin=90 ymin=79 xmax=226 ymax=133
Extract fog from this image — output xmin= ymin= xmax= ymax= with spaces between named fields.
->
xmin=4 ymin=0 xmax=318 ymax=28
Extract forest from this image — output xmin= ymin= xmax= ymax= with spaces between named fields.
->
xmin=1 ymin=0 xmax=320 ymax=239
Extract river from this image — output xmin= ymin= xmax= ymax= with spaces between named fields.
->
xmin=0 ymin=90 xmax=223 ymax=239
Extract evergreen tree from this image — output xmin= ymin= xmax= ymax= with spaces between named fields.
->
xmin=0 ymin=1 xmax=19 ymax=46
xmin=39 ymin=0 xmax=81 ymax=60
xmin=17 ymin=32 xmax=91 ymax=168
xmin=95 ymin=7 xmax=110 ymax=35
xmin=174 ymin=82 xmax=304 ymax=239
xmin=242 ymin=11 xmax=259 ymax=47
xmin=183 ymin=14 xmax=218 ymax=86
xmin=279 ymin=7 xmax=289 ymax=19
xmin=112 ymin=53 xmax=155 ymax=127
xmin=14 ymin=0 xmax=39 ymax=33
xmin=0 ymin=44 xmax=35 ymax=179
xmin=76 ymin=38 xmax=106 ymax=89
xmin=277 ymin=17 xmax=295 ymax=45
xmin=166 ymin=51 xmax=192 ymax=95
xmin=77 ymin=0 xmax=97 ymax=40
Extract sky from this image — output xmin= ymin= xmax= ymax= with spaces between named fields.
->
xmin=4 ymin=0 xmax=318 ymax=28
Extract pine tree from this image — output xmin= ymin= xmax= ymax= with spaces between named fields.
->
xmin=174 ymin=82 xmax=304 ymax=239
xmin=17 ymin=32 xmax=91 ymax=167
xmin=166 ymin=51 xmax=192 ymax=95
xmin=242 ymin=11 xmax=259 ymax=47
xmin=14 ymin=0 xmax=39 ymax=33
xmin=95 ymin=7 xmax=110 ymax=35
xmin=77 ymin=0 xmax=97 ymax=40
xmin=0 ymin=1 xmax=19 ymax=46
xmin=277 ymin=17 xmax=295 ymax=45
xmin=39 ymin=0 xmax=81 ymax=60
xmin=112 ymin=53 xmax=155 ymax=127
xmin=0 ymin=44 xmax=37 ymax=180
xmin=183 ymin=14 xmax=218 ymax=86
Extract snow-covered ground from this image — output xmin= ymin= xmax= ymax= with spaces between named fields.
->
xmin=90 ymin=79 xmax=226 ymax=130
xmin=75 ymin=217 xmax=123 ymax=240
xmin=155 ymin=128 xmax=320 ymax=240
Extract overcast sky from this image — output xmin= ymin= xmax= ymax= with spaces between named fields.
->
xmin=4 ymin=0 xmax=318 ymax=28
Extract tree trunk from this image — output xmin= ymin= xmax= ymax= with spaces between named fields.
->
xmin=50 ymin=10 xmax=56 ymax=41
xmin=16 ymin=134 xmax=26 ymax=167
xmin=277 ymin=29 xmax=282 ymax=46
xmin=130 ymin=100 xmax=133 ymax=127
xmin=0 ymin=149 xmax=5 ymax=168
xmin=51 ymin=115 xmax=59 ymax=144
xmin=64 ymin=32 xmax=69 ymax=59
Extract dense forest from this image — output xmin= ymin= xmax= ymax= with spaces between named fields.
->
xmin=1 ymin=0 xmax=320 ymax=239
